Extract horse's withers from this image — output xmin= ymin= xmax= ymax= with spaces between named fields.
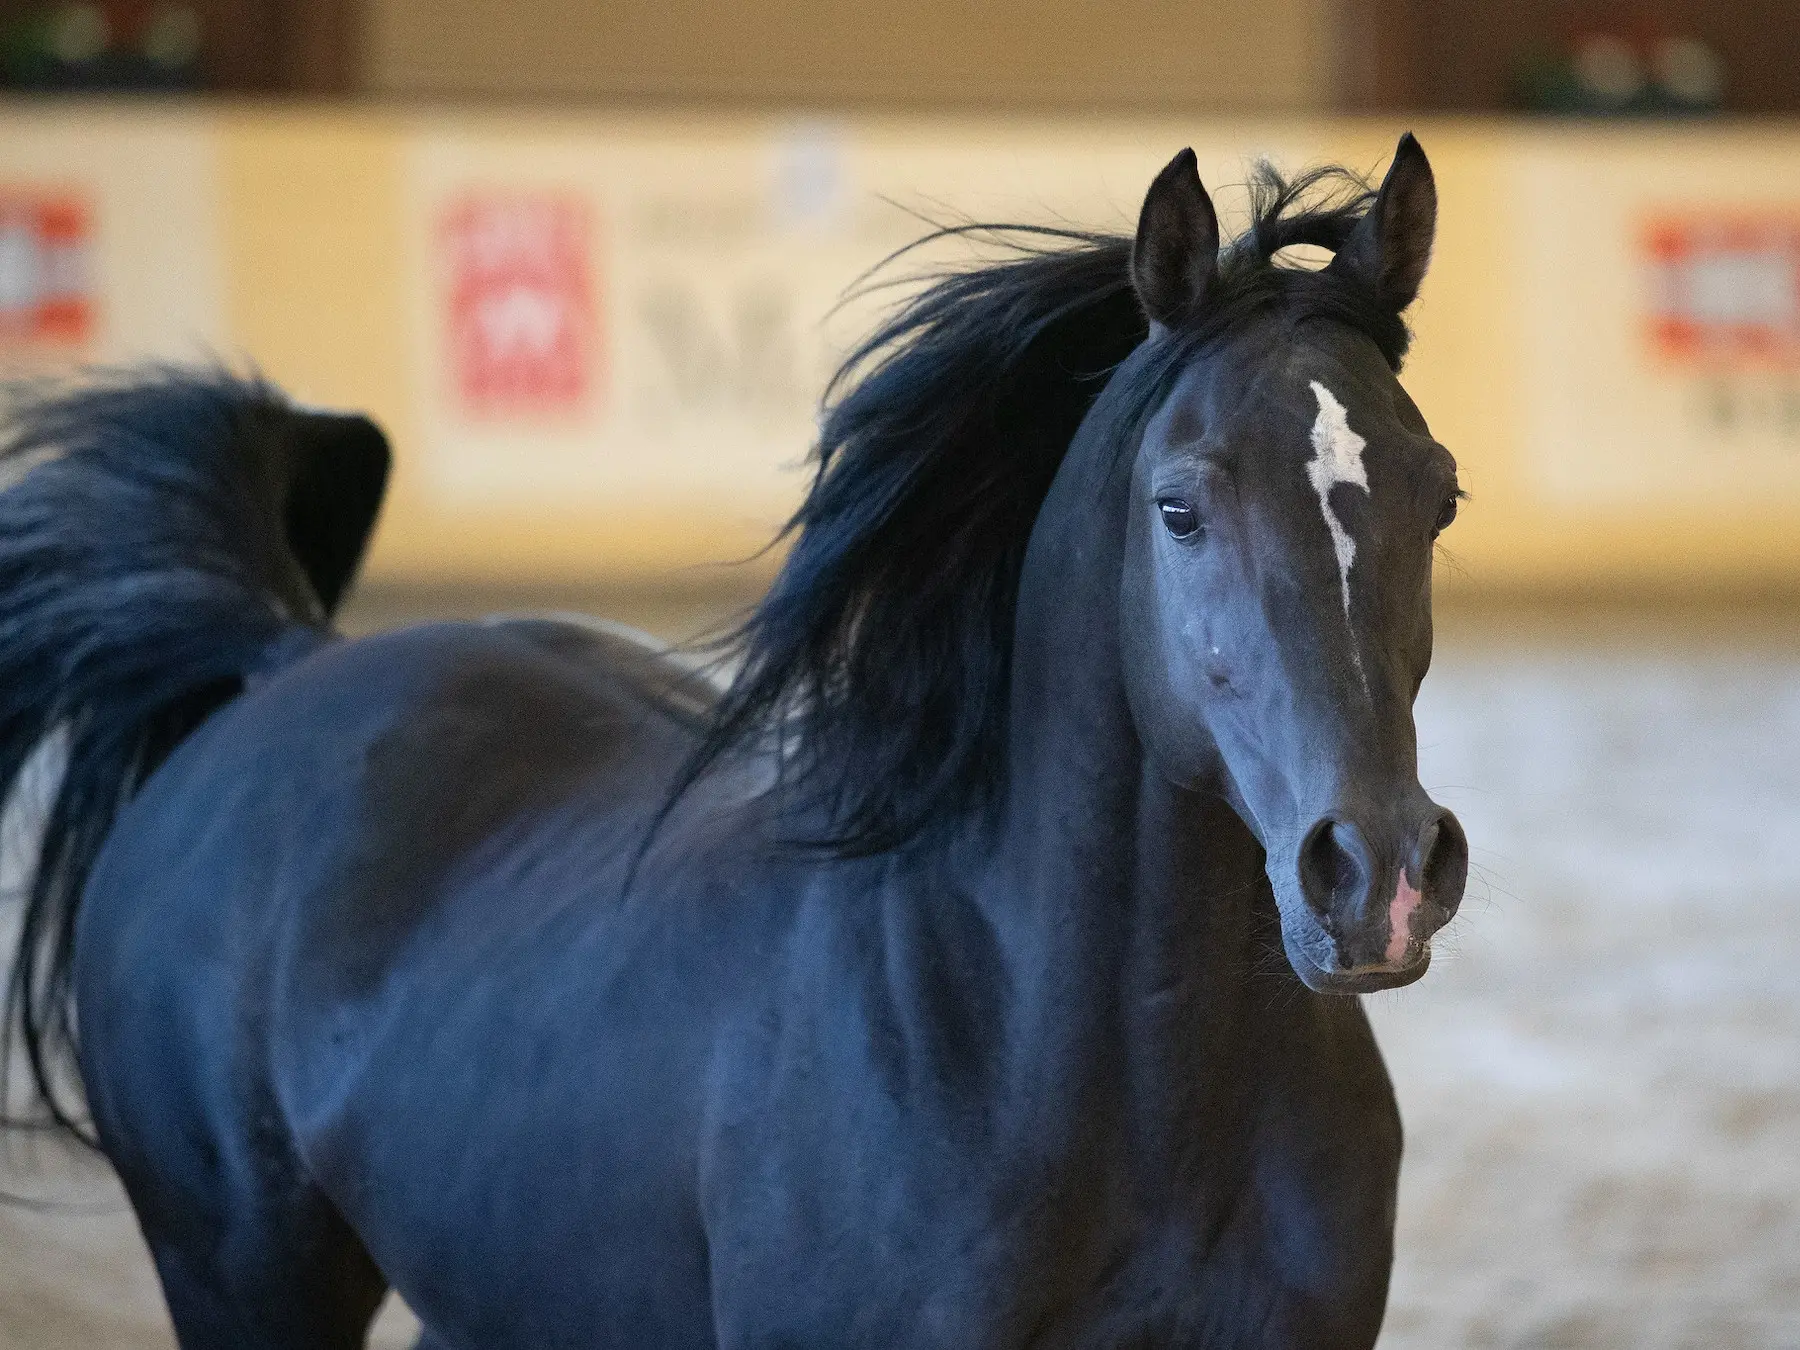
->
xmin=1120 ymin=137 xmax=1469 ymax=994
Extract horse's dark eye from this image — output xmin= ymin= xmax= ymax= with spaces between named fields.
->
xmin=1433 ymin=495 xmax=1459 ymax=537
xmin=1158 ymin=499 xmax=1200 ymax=539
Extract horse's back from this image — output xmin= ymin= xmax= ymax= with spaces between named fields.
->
xmin=82 ymin=612 xmax=707 ymax=930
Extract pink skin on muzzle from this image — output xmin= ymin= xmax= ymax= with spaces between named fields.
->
xmin=1386 ymin=874 xmax=1423 ymax=965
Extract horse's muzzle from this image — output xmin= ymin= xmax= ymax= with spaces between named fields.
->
xmin=1283 ymin=807 xmax=1468 ymax=993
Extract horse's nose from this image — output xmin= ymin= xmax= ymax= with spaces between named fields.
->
xmin=1410 ymin=810 xmax=1468 ymax=927
xmin=1298 ymin=817 xmax=1372 ymax=929
xmin=1296 ymin=809 xmax=1467 ymax=971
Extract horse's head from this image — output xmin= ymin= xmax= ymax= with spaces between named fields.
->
xmin=1119 ymin=136 xmax=1467 ymax=994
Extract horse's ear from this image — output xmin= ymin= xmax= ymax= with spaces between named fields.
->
xmin=1330 ymin=132 xmax=1437 ymax=313
xmin=1131 ymin=148 xmax=1220 ymax=330
xmin=278 ymin=408 xmax=390 ymax=617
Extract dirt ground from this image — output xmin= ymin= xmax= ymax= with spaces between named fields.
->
xmin=3 ymin=597 xmax=1798 ymax=1348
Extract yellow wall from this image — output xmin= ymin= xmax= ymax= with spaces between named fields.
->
xmin=4 ymin=103 xmax=1799 ymax=596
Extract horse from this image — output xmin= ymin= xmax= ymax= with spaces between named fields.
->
xmin=1 ymin=134 xmax=1467 ymax=1348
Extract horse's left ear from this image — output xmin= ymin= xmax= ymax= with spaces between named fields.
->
xmin=1330 ymin=132 xmax=1437 ymax=313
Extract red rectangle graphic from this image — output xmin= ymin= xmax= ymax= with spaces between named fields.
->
xmin=0 ymin=191 xmax=95 ymax=347
xmin=1643 ymin=214 xmax=1800 ymax=367
xmin=439 ymin=193 xmax=599 ymax=415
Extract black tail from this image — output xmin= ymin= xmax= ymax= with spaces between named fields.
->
xmin=0 ymin=367 xmax=389 ymax=1137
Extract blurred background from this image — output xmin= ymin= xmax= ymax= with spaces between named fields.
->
xmin=0 ymin=1 xmax=1798 ymax=1347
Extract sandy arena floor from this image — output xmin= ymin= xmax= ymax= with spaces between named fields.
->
xmin=2 ymin=598 xmax=1797 ymax=1348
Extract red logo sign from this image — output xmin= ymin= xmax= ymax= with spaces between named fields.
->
xmin=439 ymin=194 xmax=597 ymax=414
xmin=0 ymin=192 xmax=95 ymax=347
xmin=1644 ymin=215 xmax=1800 ymax=367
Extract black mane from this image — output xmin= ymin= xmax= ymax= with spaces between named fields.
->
xmin=678 ymin=162 xmax=1408 ymax=857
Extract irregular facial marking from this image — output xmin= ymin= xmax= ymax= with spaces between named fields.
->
xmin=1305 ymin=381 xmax=1370 ymax=684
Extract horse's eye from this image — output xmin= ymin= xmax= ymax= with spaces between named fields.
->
xmin=1158 ymin=498 xmax=1201 ymax=539
xmin=1432 ymin=494 xmax=1459 ymax=537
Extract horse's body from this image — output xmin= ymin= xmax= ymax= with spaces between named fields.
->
xmin=86 ymin=612 xmax=1396 ymax=1348
xmin=5 ymin=139 xmax=1464 ymax=1348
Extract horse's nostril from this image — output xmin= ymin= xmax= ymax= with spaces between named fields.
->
xmin=1300 ymin=819 xmax=1367 ymax=919
xmin=1413 ymin=820 xmax=1441 ymax=885
xmin=1417 ymin=809 xmax=1469 ymax=917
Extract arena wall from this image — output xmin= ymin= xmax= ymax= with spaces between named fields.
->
xmin=1 ymin=102 xmax=1796 ymax=596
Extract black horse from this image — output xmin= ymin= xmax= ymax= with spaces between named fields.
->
xmin=2 ymin=136 xmax=1467 ymax=1348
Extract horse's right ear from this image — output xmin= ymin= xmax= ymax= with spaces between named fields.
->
xmin=1131 ymin=148 xmax=1220 ymax=331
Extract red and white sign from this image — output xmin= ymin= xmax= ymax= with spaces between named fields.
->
xmin=0 ymin=191 xmax=95 ymax=348
xmin=438 ymin=193 xmax=597 ymax=414
xmin=1644 ymin=215 xmax=1800 ymax=366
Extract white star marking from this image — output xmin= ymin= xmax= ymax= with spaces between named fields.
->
xmin=1306 ymin=381 xmax=1370 ymax=685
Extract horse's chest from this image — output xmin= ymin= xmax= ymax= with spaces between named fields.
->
xmin=699 ymin=900 xmax=1396 ymax=1348
xmin=702 ymin=997 xmax=1397 ymax=1348
xmin=703 ymin=1198 xmax=1361 ymax=1350
xmin=701 ymin=1059 xmax=1259 ymax=1347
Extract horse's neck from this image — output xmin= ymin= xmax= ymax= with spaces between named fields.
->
xmin=980 ymin=429 xmax=1267 ymax=1030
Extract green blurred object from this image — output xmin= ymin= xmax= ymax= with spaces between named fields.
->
xmin=1512 ymin=29 xmax=1725 ymax=116
xmin=142 ymin=3 xmax=202 ymax=72
xmin=1 ymin=0 xmax=203 ymax=91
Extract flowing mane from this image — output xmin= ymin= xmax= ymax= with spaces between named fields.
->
xmin=678 ymin=162 xmax=1414 ymax=857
